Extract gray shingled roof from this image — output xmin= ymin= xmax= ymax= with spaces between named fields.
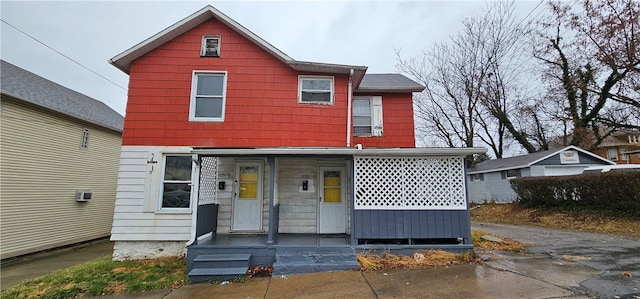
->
xmin=357 ymin=74 xmax=425 ymax=92
xmin=1 ymin=60 xmax=123 ymax=132
xmin=467 ymin=145 xmax=614 ymax=174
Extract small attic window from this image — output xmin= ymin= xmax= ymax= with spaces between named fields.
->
xmin=201 ymin=35 xmax=220 ymax=57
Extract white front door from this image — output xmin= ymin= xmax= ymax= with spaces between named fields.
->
xmin=318 ymin=167 xmax=346 ymax=234
xmin=232 ymin=162 xmax=263 ymax=231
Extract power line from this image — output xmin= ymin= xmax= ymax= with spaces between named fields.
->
xmin=1 ymin=18 xmax=127 ymax=91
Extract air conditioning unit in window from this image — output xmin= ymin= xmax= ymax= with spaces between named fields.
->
xmin=76 ymin=190 xmax=92 ymax=202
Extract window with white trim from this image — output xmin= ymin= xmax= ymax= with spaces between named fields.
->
xmin=80 ymin=128 xmax=90 ymax=149
xmin=470 ymin=173 xmax=484 ymax=181
xmin=189 ymin=71 xmax=227 ymax=121
xmin=501 ymin=169 xmax=521 ymax=179
xmin=299 ymin=76 xmax=333 ymax=104
xmin=353 ymin=96 xmax=383 ymax=137
xmin=629 ymin=135 xmax=639 ymax=144
xmin=201 ymin=35 xmax=220 ymax=57
xmin=607 ymin=148 xmax=618 ymax=161
xmin=160 ymin=155 xmax=193 ymax=209
xmin=620 ymin=147 xmax=629 ymax=161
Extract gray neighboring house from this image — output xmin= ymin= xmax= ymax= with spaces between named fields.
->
xmin=466 ymin=146 xmax=615 ymax=203
xmin=0 ymin=60 xmax=124 ymax=259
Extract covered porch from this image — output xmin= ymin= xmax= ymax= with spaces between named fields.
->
xmin=186 ymin=147 xmax=485 ymax=282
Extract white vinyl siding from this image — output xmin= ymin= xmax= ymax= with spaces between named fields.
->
xmin=0 ymin=99 xmax=121 ymax=259
xmin=111 ymin=146 xmax=194 ymax=242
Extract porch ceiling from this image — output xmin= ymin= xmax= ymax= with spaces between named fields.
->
xmin=191 ymin=147 xmax=486 ymax=157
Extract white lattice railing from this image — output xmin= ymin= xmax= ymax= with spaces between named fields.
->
xmin=354 ymin=157 xmax=467 ymax=210
xmin=198 ymin=156 xmax=218 ymax=205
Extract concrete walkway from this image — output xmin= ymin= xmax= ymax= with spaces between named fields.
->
xmin=96 ymin=264 xmax=591 ymax=299
xmin=1 ymin=238 xmax=113 ymax=290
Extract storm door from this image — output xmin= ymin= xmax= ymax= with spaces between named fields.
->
xmin=318 ymin=167 xmax=346 ymax=233
xmin=232 ymin=162 xmax=263 ymax=231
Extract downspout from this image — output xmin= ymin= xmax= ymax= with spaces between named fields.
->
xmin=346 ymin=69 xmax=354 ymax=147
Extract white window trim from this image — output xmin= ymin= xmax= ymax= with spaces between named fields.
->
xmin=607 ymin=148 xmax=618 ymax=161
xmin=201 ymin=35 xmax=221 ymax=57
xmin=353 ymin=96 xmax=383 ymax=137
xmin=80 ymin=128 xmax=90 ymax=149
xmin=157 ymin=154 xmax=196 ymax=213
xmin=298 ymin=76 xmax=334 ymax=104
xmin=189 ymin=71 xmax=227 ymax=122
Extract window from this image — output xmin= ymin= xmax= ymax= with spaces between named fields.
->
xmin=80 ymin=128 xmax=90 ymax=149
xmin=470 ymin=174 xmax=484 ymax=182
xmin=299 ymin=76 xmax=333 ymax=104
xmin=160 ymin=155 xmax=193 ymax=209
xmin=620 ymin=147 xmax=629 ymax=161
xmin=501 ymin=169 xmax=521 ymax=179
xmin=629 ymin=135 xmax=639 ymax=144
xmin=607 ymin=148 xmax=618 ymax=161
xmin=201 ymin=35 xmax=220 ymax=57
xmin=353 ymin=96 xmax=383 ymax=137
xmin=190 ymin=71 xmax=227 ymax=121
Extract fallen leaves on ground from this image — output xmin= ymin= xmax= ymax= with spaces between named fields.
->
xmin=357 ymin=250 xmax=478 ymax=271
xmin=470 ymin=203 xmax=640 ymax=238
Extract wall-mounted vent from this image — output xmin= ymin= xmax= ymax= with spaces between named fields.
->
xmin=201 ymin=35 xmax=220 ymax=57
xmin=76 ymin=190 xmax=92 ymax=202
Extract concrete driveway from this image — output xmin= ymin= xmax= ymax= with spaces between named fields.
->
xmin=473 ymin=222 xmax=640 ymax=298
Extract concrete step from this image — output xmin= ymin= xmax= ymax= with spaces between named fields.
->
xmin=272 ymin=247 xmax=359 ymax=275
xmin=188 ymin=267 xmax=249 ymax=283
xmin=188 ymin=253 xmax=252 ymax=283
xmin=192 ymin=253 xmax=251 ymax=268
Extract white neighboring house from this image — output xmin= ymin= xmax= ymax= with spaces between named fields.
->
xmin=466 ymin=146 xmax=615 ymax=203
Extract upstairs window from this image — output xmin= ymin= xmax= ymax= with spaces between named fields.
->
xmin=80 ymin=128 xmax=90 ymax=149
xmin=629 ymin=135 xmax=639 ymax=144
xmin=607 ymin=148 xmax=618 ymax=161
xmin=353 ymin=96 xmax=383 ymax=137
xmin=620 ymin=147 xmax=629 ymax=161
xmin=189 ymin=71 xmax=227 ymax=121
xmin=299 ymin=76 xmax=333 ymax=104
xmin=201 ymin=35 xmax=221 ymax=57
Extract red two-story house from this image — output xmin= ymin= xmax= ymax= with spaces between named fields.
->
xmin=109 ymin=5 xmax=485 ymax=282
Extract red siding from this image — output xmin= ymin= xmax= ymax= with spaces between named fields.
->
xmin=352 ymin=93 xmax=416 ymax=148
xmin=122 ymin=18 xmax=415 ymax=148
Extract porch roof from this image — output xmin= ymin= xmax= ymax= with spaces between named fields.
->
xmin=191 ymin=147 xmax=486 ymax=157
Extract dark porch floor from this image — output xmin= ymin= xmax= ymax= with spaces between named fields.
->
xmin=195 ymin=233 xmax=351 ymax=247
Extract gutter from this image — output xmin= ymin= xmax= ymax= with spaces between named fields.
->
xmin=347 ymin=69 xmax=354 ymax=147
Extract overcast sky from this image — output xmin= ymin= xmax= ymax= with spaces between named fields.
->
xmin=1 ymin=1 xmax=542 ymax=116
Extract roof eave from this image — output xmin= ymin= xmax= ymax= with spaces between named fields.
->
xmin=192 ymin=146 xmax=486 ymax=157
xmin=355 ymin=87 xmax=425 ymax=93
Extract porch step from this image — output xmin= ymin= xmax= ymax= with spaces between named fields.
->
xmin=188 ymin=253 xmax=251 ymax=283
xmin=272 ymin=247 xmax=359 ymax=276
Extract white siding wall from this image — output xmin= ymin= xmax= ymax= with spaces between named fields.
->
xmin=277 ymin=158 xmax=320 ymax=233
xmin=1 ymin=99 xmax=121 ymax=259
xmin=111 ymin=146 xmax=194 ymax=244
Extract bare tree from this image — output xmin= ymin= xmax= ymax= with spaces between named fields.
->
xmin=397 ymin=1 xmax=530 ymax=159
xmin=534 ymin=0 xmax=640 ymax=150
